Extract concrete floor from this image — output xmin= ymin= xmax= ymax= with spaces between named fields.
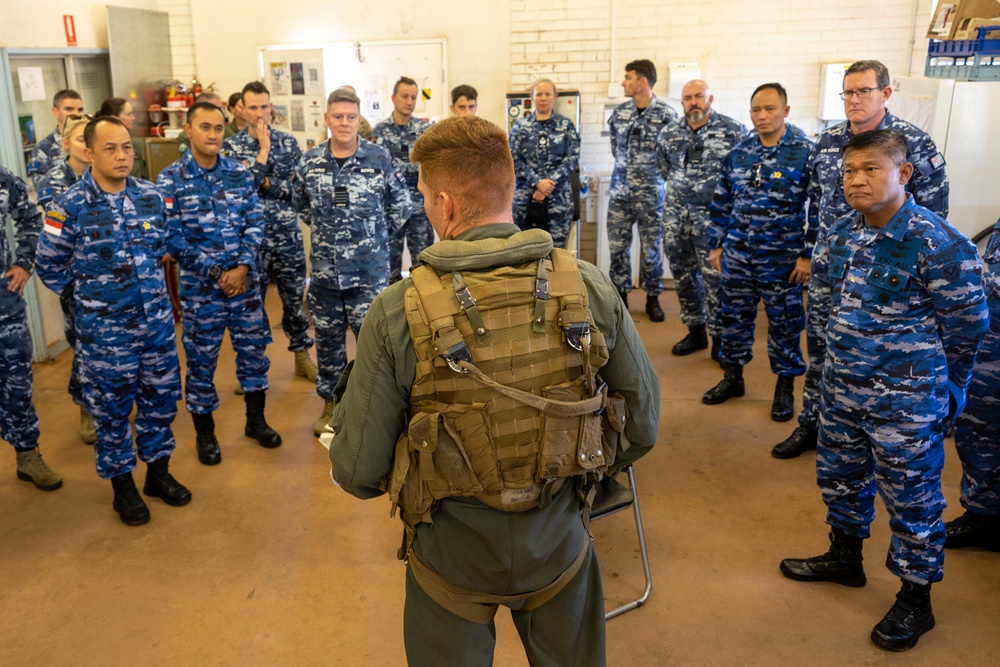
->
xmin=1 ymin=288 xmax=998 ymax=666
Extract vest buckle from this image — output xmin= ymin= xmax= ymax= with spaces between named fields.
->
xmin=442 ymin=341 xmax=473 ymax=374
xmin=563 ymin=322 xmax=591 ymax=352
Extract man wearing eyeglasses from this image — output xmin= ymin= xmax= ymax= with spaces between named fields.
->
xmin=656 ymin=79 xmax=747 ymax=360
xmin=771 ymin=59 xmax=949 ymax=460
xmin=703 ymin=83 xmax=813 ymax=423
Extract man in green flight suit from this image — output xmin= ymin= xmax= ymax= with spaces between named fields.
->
xmin=327 ymin=115 xmax=660 ymax=666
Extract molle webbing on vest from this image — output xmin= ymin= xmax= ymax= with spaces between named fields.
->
xmin=391 ymin=247 xmax=614 ymax=526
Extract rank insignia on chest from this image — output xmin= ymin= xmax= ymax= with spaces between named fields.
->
xmin=773 ymin=171 xmax=783 ymax=179
xmin=143 ymin=221 xmax=151 ymax=230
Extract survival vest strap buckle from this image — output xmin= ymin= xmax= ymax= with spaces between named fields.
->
xmin=442 ymin=341 xmax=473 ymax=374
xmin=563 ymin=321 xmax=590 ymax=352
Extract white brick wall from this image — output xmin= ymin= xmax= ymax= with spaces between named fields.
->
xmin=512 ymin=0 xmax=936 ymax=171
xmin=157 ymin=0 xmax=197 ymax=85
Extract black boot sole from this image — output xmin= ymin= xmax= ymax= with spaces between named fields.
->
xmin=246 ymin=426 xmax=282 ymax=449
xmin=197 ymin=452 xmax=222 ymax=466
xmin=771 ymin=443 xmax=817 ymax=459
xmin=113 ymin=500 xmax=150 ymax=526
xmin=871 ymin=616 xmax=935 ymax=652
xmin=779 ymin=561 xmax=867 ymax=587
xmin=143 ymin=483 xmax=192 ymax=507
xmin=771 ymin=409 xmax=794 ymax=422
xmin=702 ymin=386 xmax=745 ymax=405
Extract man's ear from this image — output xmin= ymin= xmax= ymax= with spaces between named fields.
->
xmin=899 ymin=161 xmax=914 ymax=185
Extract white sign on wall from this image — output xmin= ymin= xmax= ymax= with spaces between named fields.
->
xmin=18 ymin=67 xmax=46 ymax=102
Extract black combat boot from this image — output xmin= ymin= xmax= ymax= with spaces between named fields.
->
xmin=245 ymin=391 xmax=282 ymax=448
xmin=710 ymin=335 xmax=721 ymax=362
xmin=618 ymin=290 xmax=630 ymax=308
xmin=771 ymin=375 xmax=795 ymax=422
xmin=771 ymin=425 xmax=818 ymax=459
xmin=645 ymin=294 xmax=665 ymax=322
xmin=143 ymin=456 xmax=192 ymax=506
xmin=111 ymin=472 xmax=150 ymax=526
xmin=192 ymin=412 xmax=221 ymax=466
xmin=871 ymin=580 xmax=935 ymax=651
xmin=672 ymin=325 xmax=708 ymax=356
xmin=702 ymin=363 xmax=745 ymax=404
xmin=944 ymin=510 xmax=1000 ymax=551
xmin=779 ymin=528 xmax=866 ymax=587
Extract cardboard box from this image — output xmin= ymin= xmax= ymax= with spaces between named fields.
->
xmin=927 ymin=0 xmax=1000 ymax=39
xmin=953 ymin=17 xmax=1000 ymax=40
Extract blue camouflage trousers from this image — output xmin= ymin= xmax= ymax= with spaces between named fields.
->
xmin=0 ymin=309 xmax=41 ymax=452
xmin=798 ymin=241 xmax=832 ymax=430
xmin=180 ymin=278 xmax=272 ymax=414
xmin=390 ymin=205 xmax=435 ymax=284
xmin=59 ymin=292 xmax=84 ymax=406
xmin=607 ymin=195 xmax=664 ymax=296
xmin=79 ymin=317 xmax=182 ymax=479
xmin=663 ymin=209 xmax=720 ymax=336
xmin=954 ymin=325 xmax=1000 ymax=516
xmin=308 ymin=283 xmax=380 ymax=400
xmin=514 ymin=187 xmax=575 ymax=251
xmin=718 ymin=247 xmax=806 ymax=376
xmin=258 ymin=220 xmax=313 ymax=353
xmin=817 ymin=404 xmax=946 ymax=584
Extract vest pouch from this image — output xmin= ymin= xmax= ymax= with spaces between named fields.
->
xmin=538 ymin=378 xmax=606 ymax=480
xmin=602 ymin=392 xmax=630 ymax=469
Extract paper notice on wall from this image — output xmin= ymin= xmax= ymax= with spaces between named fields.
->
xmin=269 ymin=61 xmax=289 ymax=96
xmin=363 ymin=89 xmax=382 ymax=123
xmin=290 ymin=62 xmax=305 ymax=95
xmin=18 ymin=67 xmax=46 ymax=102
xmin=272 ymin=103 xmax=290 ymax=129
xmin=291 ymin=100 xmax=305 ymax=132
xmin=308 ymin=99 xmax=324 ymax=133
xmin=305 ymin=62 xmax=324 ymax=95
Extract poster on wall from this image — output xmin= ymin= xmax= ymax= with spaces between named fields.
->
xmin=308 ymin=99 xmax=324 ymax=134
xmin=291 ymin=100 xmax=305 ymax=132
xmin=363 ymin=88 xmax=382 ymax=123
xmin=290 ymin=62 xmax=305 ymax=95
xmin=17 ymin=67 xmax=46 ymax=102
xmin=272 ymin=103 xmax=290 ymax=129
xmin=305 ymin=61 xmax=324 ymax=95
xmin=269 ymin=61 xmax=289 ymax=96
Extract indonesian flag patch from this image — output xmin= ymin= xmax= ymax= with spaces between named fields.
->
xmin=44 ymin=210 xmax=65 ymax=236
xmin=164 ymin=197 xmax=174 ymax=211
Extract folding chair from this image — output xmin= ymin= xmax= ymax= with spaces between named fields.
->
xmin=590 ymin=464 xmax=652 ymax=620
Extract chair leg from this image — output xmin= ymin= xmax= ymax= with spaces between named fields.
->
xmin=606 ymin=465 xmax=653 ymax=620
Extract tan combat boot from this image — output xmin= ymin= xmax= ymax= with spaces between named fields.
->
xmin=294 ymin=349 xmax=319 ymax=382
xmin=79 ymin=406 xmax=97 ymax=445
xmin=313 ymin=399 xmax=335 ymax=436
xmin=16 ymin=448 xmax=63 ymax=491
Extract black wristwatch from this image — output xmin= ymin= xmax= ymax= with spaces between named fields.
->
xmin=209 ymin=265 xmax=223 ymax=281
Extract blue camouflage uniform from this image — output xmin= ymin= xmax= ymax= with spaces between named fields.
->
xmin=509 ymin=111 xmax=580 ymax=249
xmin=35 ymin=159 xmax=85 ymax=407
xmin=708 ymin=126 xmax=813 ymax=375
xmin=0 ymin=167 xmax=42 ymax=453
xmin=607 ymin=96 xmax=678 ymax=295
xmin=820 ymin=196 xmax=988 ymax=583
xmin=35 ymin=171 xmax=182 ymax=479
xmin=657 ymin=111 xmax=746 ymax=336
xmin=158 ymin=149 xmax=271 ymax=415
xmin=222 ymin=127 xmax=313 ymax=353
xmin=26 ymin=128 xmax=62 ymax=188
xmin=372 ymin=116 xmax=433 ymax=283
xmin=293 ymin=139 xmax=410 ymax=400
xmin=799 ymin=111 xmax=949 ymax=431
xmin=954 ymin=216 xmax=1000 ymax=517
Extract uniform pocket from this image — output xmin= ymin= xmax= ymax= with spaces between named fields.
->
xmin=862 ymin=266 xmax=911 ymax=316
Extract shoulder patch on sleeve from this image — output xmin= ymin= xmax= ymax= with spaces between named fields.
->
xmin=44 ymin=211 xmax=65 ymax=236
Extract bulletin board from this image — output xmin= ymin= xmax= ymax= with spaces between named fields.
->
xmin=257 ymin=39 xmax=447 ymax=151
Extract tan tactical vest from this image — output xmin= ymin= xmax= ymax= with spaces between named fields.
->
xmin=388 ymin=230 xmax=630 ymax=530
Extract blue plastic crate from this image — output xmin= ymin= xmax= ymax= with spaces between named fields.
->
xmin=926 ymin=25 xmax=1000 ymax=81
